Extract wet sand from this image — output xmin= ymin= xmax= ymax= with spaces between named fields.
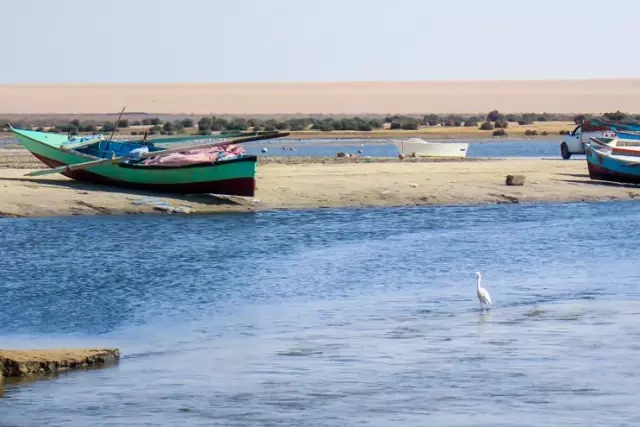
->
xmin=0 ymin=148 xmax=637 ymax=218
xmin=0 ymin=349 xmax=119 ymax=378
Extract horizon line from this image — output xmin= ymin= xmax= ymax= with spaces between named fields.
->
xmin=3 ymin=77 xmax=640 ymax=86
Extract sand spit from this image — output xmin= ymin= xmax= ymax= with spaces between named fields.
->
xmin=0 ymin=152 xmax=638 ymax=218
xmin=2 ymin=79 xmax=640 ymax=115
xmin=0 ymin=349 xmax=120 ymax=378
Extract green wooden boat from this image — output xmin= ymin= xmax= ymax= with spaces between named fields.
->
xmin=9 ymin=126 xmax=288 ymax=197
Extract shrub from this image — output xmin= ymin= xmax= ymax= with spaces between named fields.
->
xmin=525 ymin=129 xmax=538 ymax=136
xmin=493 ymin=129 xmax=507 ymax=137
xmin=487 ymin=110 xmax=503 ymax=122
xmin=180 ymin=118 xmax=194 ymax=128
xmin=494 ymin=119 xmax=509 ymax=129
xmin=117 ymin=119 xmax=129 ymax=128
xmin=479 ymin=121 xmax=494 ymax=130
xmin=102 ymin=122 xmax=116 ymax=132
xmin=162 ymin=122 xmax=175 ymax=132
xmin=464 ymin=117 xmax=479 ymax=127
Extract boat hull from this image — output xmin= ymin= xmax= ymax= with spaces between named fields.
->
xmin=13 ymin=129 xmax=258 ymax=197
xmin=394 ymin=139 xmax=468 ymax=158
xmin=585 ymin=144 xmax=640 ymax=185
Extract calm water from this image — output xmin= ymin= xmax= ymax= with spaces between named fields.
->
xmin=1 ymin=202 xmax=639 ymax=426
xmin=245 ymin=138 xmax=566 ymax=158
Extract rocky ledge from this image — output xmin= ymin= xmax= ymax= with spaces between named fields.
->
xmin=0 ymin=348 xmax=120 ymax=378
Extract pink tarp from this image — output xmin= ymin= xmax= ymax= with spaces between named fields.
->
xmin=141 ymin=145 xmax=246 ymax=166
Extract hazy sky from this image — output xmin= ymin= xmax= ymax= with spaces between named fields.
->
xmin=3 ymin=0 xmax=639 ymax=83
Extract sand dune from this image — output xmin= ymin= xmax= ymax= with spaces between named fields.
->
xmin=1 ymin=79 xmax=640 ymax=115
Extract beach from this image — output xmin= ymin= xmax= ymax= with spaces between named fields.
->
xmin=0 ymin=147 xmax=636 ymax=218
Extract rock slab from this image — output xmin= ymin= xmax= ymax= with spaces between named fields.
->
xmin=505 ymin=174 xmax=526 ymax=186
xmin=0 ymin=348 xmax=120 ymax=378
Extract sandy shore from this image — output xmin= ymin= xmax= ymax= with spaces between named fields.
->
xmin=0 ymin=349 xmax=120 ymax=378
xmin=0 ymin=148 xmax=637 ymax=218
xmin=2 ymin=80 xmax=640 ymax=114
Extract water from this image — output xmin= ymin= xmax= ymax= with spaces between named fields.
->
xmin=1 ymin=201 xmax=639 ymax=426
xmin=245 ymin=138 xmax=567 ymax=159
xmin=1 ymin=136 xmax=572 ymax=159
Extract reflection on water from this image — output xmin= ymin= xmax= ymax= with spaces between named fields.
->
xmin=0 ymin=201 xmax=639 ymax=426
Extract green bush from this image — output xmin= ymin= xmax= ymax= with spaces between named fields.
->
xmin=479 ymin=121 xmax=494 ymax=130
xmin=492 ymin=129 xmax=507 ymax=136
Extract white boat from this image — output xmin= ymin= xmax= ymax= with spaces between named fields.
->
xmin=393 ymin=138 xmax=468 ymax=158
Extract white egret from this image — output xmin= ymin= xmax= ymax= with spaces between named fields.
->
xmin=475 ymin=271 xmax=492 ymax=311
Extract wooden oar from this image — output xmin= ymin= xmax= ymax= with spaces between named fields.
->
xmin=24 ymin=131 xmax=289 ymax=177
xmin=25 ymin=153 xmax=126 ymax=177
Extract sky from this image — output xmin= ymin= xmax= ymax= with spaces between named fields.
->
xmin=2 ymin=0 xmax=639 ymax=83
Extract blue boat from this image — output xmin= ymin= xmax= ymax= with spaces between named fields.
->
xmin=585 ymin=140 xmax=640 ymax=184
xmin=583 ymin=118 xmax=640 ymax=141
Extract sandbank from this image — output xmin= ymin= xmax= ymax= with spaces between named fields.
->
xmin=0 ymin=349 xmax=120 ymax=378
xmin=0 ymin=149 xmax=637 ymax=218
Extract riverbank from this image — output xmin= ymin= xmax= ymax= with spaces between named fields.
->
xmin=0 ymin=349 xmax=120 ymax=378
xmin=0 ymin=155 xmax=637 ymax=218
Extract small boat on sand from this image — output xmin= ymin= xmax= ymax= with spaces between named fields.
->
xmin=393 ymin=137 xmax=468 ymax=158
xmin=9 ymin=126 xmax=288 ymax=197
xmin=585 ymin=137 xmax=640 ymax=184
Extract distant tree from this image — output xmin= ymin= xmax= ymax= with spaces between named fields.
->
xmin=479 ymin=121 xmax=494 ymax=130
xmin=162 ymin=122 xmax=175 ymax=132
xmin=141 ymin=118 xmax=153 ymax=126
xmin=131 ymin=120 xmax=142 ymax=126
xmin=81 ymin=124 xmax=97 ymax=132
xmin=102 ymin=122 xmax=116 ymax=132
xmin=117 ymin=119 xmax=129 ymax=128
xmin=602 ymin=110 xmax=629 ymax=122
xmin=150 ymin=117 xmax=162 ymax=126
xmin=357 ymin=121 xmax=373 ymax=131
xmin=487 ymin=110 xmax=503 ymax=122
xmin=211 ymin=118 xmax=229 ymax=131
xmin=505 ymin=114 xmax=520 ymax=122
xmin=180 ymin=118 xmax=194 ymax=128
xmin=494 ymin=119 xmax=509 ymax=129
xmin=422 ymin=114 xmax=440 ymax=126
xmin=573 ymin=114 xmax=586 ymax=124
xmin=369 ymin=119 xmax=383 ymax=129
xmin=69 ymin=119 xmax=81 ymax=128
xmin=464 ymin=117 xmax=479 ymax=127
xmin=198 ymin=117 xmax=213 ymax=133
xmin=390 ymin=121 xmax=402 ymax=130
xmin=264 ymin=124 xmax=277 ymax=132
xmin=275 ymin=122 xmax=290 ymax=130
xmin=401 ymin=120 xmax=419 ymax=130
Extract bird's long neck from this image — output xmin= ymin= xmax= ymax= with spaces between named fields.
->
xmin=476 ymin=276 xmax=481 ymax=290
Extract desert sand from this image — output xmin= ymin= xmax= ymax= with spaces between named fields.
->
xmin=2 ymin=79 xmax=640 ymax=115
xmin=0 ymin=148 xmax=637 ymax=218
